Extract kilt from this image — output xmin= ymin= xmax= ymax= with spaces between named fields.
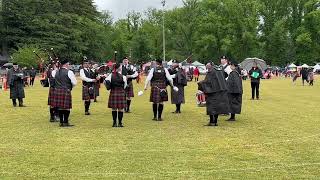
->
xmin=47 ymin=87 xmax=55 ymax=106
xmin=108 ymin=87 xmax=127 ymax=109
xmin=51 ymin=88 xmax=72 ymax=109
xmin=82 ymin=86 xmax=94 ymax=101
xmin=125 ymin=82 xmax=134 ymax=98
xmin=150 ymin=81 xmax=168 ymax=103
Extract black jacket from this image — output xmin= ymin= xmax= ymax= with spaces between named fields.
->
xmin=249 ymin=68 xmax=263 ymax=83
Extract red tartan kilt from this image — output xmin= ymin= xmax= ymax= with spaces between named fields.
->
xmin=47 ymin=87 xmax=55 ymax=106
xmin=108 ymin=87 xmax=127 ymax=109
xmin=82 ymin=86 xmax=94 ymax=101
xmin=150 ymin=81 xmax=168 ymax=103
xmin=125 ymin=83 xmax=134 ymax=98
xmin=50 ymin=88 xmax=72 ymax=109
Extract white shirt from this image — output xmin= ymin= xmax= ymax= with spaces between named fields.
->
xmin=52 ymin=68 xmax=77 ymax=87
xmin=222 ymin=63 xmax=232 ymax=80
xmin=144 ymin=67 xmax=173 ymax=89
xmin=80 ymin=68 xmax=95 ymax=82
xmin=105 ymin=72 xmax=128 ymax=89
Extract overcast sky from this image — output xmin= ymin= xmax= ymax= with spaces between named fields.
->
xmin=93 ymin=0 xmax=183 ymax=20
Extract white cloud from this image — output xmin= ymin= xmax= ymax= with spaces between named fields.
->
xmin=93 ymin=0 xmax=183 ymax=20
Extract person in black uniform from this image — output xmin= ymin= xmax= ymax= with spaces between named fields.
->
xmin=169 ymin=62 xmax=187 ymax=113
xmin=29 ymin=67 xmax=37 ymax=86
xmin=80 ymin=60 xmax=97 ymax=115
xmin=198 ymin=63 xmax=230 ymax=126
xmin=105 ymin=63 xmax=127 ymax=127
xmin=144 ymin=59 xmax=176 ymax=121
xmin=122 ymin=57 xmax=138 ymax=113
xmin=300 ymin=67 xmax=309 ymax=86
xmin=226 ymin=62 xmax=243 ymax=121
xmin=51 ymin=59 xmax=77 ymax=127
xmin=7 ymin=63 xmax=26 ymax=107
xmin=249 ymin=63 xmax=263 ymax=100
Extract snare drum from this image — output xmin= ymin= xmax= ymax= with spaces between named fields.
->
xmin=196 ymin=91 xmax=206 ymax=107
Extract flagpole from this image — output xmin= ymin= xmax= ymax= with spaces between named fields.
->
xmin=161 ymin=0 xmax=166 ymax=62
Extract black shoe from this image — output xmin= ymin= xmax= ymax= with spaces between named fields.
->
xmin=158 ymin=118 xmax=163 ymax=121
xmin=125 ymin=110 xmax=131 ymax=113
xmin=85 ymin=112 xmax=90 ymax=115
xmin=256 ymin=98 xmax=260 ymax=100
xmin=226 ymin=118 xmax=236 ymax=121
xmin=13 ymin=104 xmax=17 ymax=107
xmin=59 ymin=123 xmax=65 ymax=127
xmin=118 ymin=124 xmax=124 ymax=127
xmin=152 ymin=118 xmax=157 ymax=121
xmin=50 ymin=118 xmax=55 ymax=122
xmin=206 ymin=123 xmax=215 ymax=126
xmin=112 ymin=123 xmax=117 ymax=127
xmin=172 ymin=111 xmax=179 ymax=114
xmin=19 ymin=104 xmax=26 ymax=107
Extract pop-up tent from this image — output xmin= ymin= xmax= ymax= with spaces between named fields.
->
xmin=192 ymin=61 xmax=205 ymax=67
xmin=301 ymin=64 xmax=309 ymax=68
xmin=288 ymin=63 xmax=297 ymax=71
xmin=313 ymin=64 xmax=320 ymax=72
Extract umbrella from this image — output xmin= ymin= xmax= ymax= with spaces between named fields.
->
xmin=240 ymin=58 xmax=267 ymax=71
xmin=3 ymin=63 xmax=13 ymax=68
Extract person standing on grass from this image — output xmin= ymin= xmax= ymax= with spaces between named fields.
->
xmin=80 ymin=59 xmax=97 ymax=115
xmin=220 ymin=56 xmax=232 ymax=79
xmin=194 ymin=67 xmax=200 ymax=82
xmin=308 ymin=70 xmax=314 ymax=86
xmin=300 ymin=67 xmax=309 ymax=86
xmin=51 ymin=59 xmax=77 ymax=127
xmin=144 ymin=59 xmax=175 ymax=121
xmin=29 ymin=67 xmax=37 ymax=86
xmin=198 ymin=63 xmax=230 ymax=126
xmin=122 ymin=57 xmax=138 ymax=113
xmin=7 ymin=63 xmax=26 ymax=107
xmin=249 ymin=63 xmax=263 ymax=100
xmin=48 ymin=61 xmax=60 ymax=122
xmin=169 ymin=61 xmax=187 ymax=114
xmin=226 ymin=62 xmax=243 ymax=121
xmin=104 ymin=63 xmax=127 ymax=127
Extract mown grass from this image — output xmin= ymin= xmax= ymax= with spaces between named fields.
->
xmin=0 ymin=76 xmax=320 ymax=179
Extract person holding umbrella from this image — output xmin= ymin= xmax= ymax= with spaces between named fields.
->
xmin=249 ymin=63 xmax=263 ymax=100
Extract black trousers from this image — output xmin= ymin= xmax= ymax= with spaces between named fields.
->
xmin=30 ymin=77 xmax=35 ymax=86
xmin=251 ymin=82 xmax=260 ymax=99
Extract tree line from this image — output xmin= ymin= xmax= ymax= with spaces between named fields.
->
xmin=0 ymin=0 xmax=319 ymax=67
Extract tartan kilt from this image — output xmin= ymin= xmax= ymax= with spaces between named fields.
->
xmin=51 ymin=88 xmax=72 ymax=109
xmin=150 ymin=81 xmax=168 ymax=103
xmin=82 ymin=86 xmax=94 ymax=101
xmin=108 ymin=87 xmax=127 ymax=109
xmin=47 ymin=87 xmax=56 ymax=106
xmin=125 ymin=82 xmax=134 ymax=98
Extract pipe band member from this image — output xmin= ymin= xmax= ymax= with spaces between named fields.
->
xmin=105 ymin=63 xmax=128 ymax=127
xmin=48 ymin=61 xmax=60 ymax=122
xmin=7 ymin=63 xmax=25 ymax=107
xmin=51 ymin=59 xmax=77 ymax=127
xmin=80 ymin=59 xmax=97 ymax=115
xmin=144 ymin=59 xmax=175 ymax=121
xmin=169 ymin=61 xmax=187 ymax=114
xmin=122 ymin=57 xmax=138 ymax=113
xmin=198 ymin=63 xmax=230 ymax=126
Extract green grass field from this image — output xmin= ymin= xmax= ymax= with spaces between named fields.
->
xmin=1 ymin=76 xmax=320 ymax=179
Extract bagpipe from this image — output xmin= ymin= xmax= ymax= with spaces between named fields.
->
xmin=34 ymin=48 xmax=60 ymax=87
